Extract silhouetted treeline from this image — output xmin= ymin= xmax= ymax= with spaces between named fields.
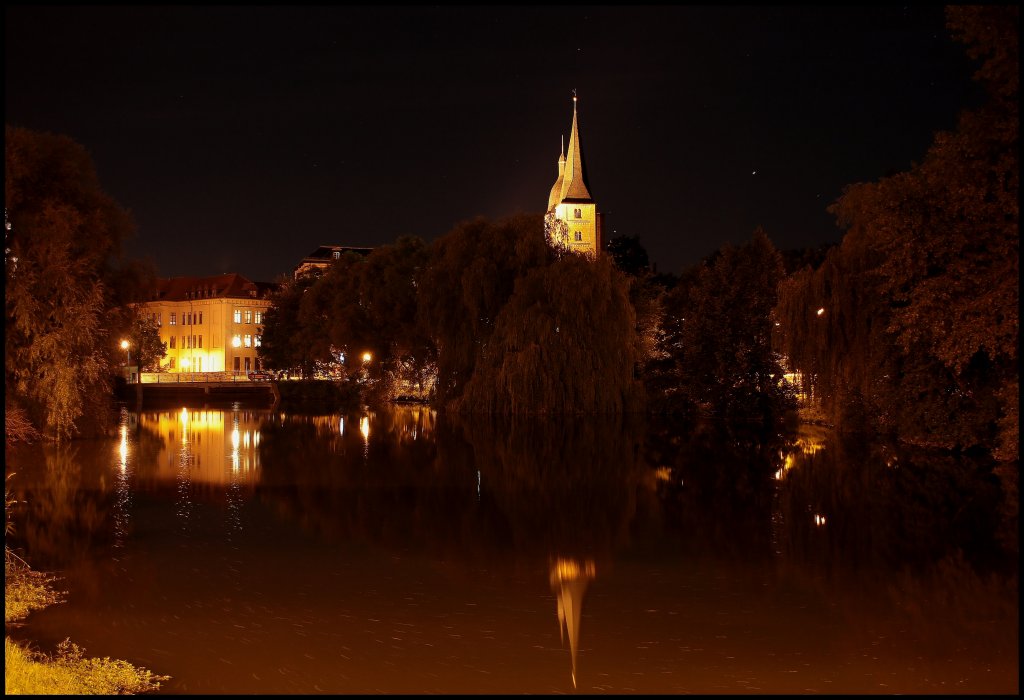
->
xmin=257 ymin=6 xmax=1017 ymax=459
xmin=773 ymin=6 xmax=1018 ymax=459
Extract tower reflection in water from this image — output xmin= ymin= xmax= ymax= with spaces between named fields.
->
xmin=549 ymin=556 xmax=596 ymax=688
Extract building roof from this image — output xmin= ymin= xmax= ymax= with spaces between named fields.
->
xmin=549 ymin=95 xmax=593 ymax=209
xmin=300 ymin=245 xmax=374 ymax=263
xmin=149 ymin=273 xmax=278 ymax=302
xmin=294 ymin=245 xmax=375 ymax=279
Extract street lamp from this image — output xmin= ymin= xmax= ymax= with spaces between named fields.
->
xmin=120 ymin=339 xmax=132 ymax=382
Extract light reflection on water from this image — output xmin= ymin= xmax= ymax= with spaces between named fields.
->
xmin=4 ymin=406 xmax=1018 ymax=694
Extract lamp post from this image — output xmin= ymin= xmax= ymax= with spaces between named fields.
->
xmin=120 ymin=339 xmax=132 ymax=383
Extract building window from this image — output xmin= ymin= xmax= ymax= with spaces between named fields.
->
xmin=198 ymin=312 xmax=203 ymax=325
xmin=169 ymin=358 xmax=175 ymax=369
xmin=157 ymin=313 xmax=162 ymax=326
xmin=245 ymin=310 xmax=252 ymax=324
xmin=186 ymin=336 xmax=191 ymax=349
xmin=333 ymin=250 xmax=341 ymax=259
xmin=574 ymin=208 xmax=582 ymax=218
xmin=574 ymin=231 xmax=583 ymax=241
xmin=255 ymin=311 xmax=262 ymax=325
xmin=233 ymin=357 xmax=240 ymax=372
xmin=198 ymin=335 xmax=202 ymax=349
xmin=169 ymin=336 xmax=176 ymax=349
xmin=254 ymin=335 xmax=261 ymax=347
xmin=234 ymin=309 xmax=242 ymax=323
xmin=244 ymin=334 xmax=252 ymax=348
xmin=170 ymin=312 xmax=176 ymax=325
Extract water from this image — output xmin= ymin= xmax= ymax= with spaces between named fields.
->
xmin=5 ymin=405 xmax=1018 ymax=694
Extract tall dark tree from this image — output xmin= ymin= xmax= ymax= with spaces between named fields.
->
xmin=774 ymin=5 xmax=1018 ymax=457
xmin=418 ymin=214 xmax=552 ymax=408
xmin=605 ymin=234 xmax=650 ymax=277
xmin=258 ymin=274 xmax=322 ymax=378
xmin=653 ymin=228 xmax=792 ymax=424
xmin=457 ymin=252 xmax=644 ymax=414
xmin=5 ymin=126 xmax=135 ymax=439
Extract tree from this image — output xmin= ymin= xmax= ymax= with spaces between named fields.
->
xmin=654 ymin=228 xmax=793 ymax=424
xmin=775 ymin=6 xmax=1018 ymax=457
xmin=125 ymin=315 xmax=166 ymax=373
xmin=258 ymin=274 xmax=323 ymax=377
xmin=5 ymin=126 xmax=135 ymax=439
xmin=457 ymin=252 xmax=644 ymax=414
xmin=418 ymin=214 xmax=553 ymax=407
xmin=605 ymin=234 xmax=650 ymax=277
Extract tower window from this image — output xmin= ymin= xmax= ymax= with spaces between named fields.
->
xmin=574 ymin=208 xmax=582 ymax=218
xmin=574 ymin=231 xmax=583 ymax=242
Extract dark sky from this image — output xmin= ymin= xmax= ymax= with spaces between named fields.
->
xmin=6 ymin=5 xmax=978 ymax=282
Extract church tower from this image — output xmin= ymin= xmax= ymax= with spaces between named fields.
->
xmin=546 ymin=94 xmax=602 ymax=257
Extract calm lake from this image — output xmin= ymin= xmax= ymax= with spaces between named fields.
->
xmin=5 ymin=404 xmax=1018 ymax=694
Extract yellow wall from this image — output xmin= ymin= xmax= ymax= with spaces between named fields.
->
xmin=137 ymin=297 xmax=271 ymax=374
xmin=553 ymin=202 xmax=600 ymax=257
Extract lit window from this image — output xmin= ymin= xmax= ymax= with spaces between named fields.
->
xmin=234 ymin=309 xmax=242 ymax=323
xmin=245 ymin=310 xmax=252 ymax=324
xmin=333 ymin=250 xmax=341 ymax=259
xmin=170 ymin=312 xmax=176 ymax=325
xmin=255 ymin=311 xmax=262 ymax=325
xmin=244 ymin=334 xmax=252 ymax=348
xmin=254 ymin=335 xmax=261 ymax=347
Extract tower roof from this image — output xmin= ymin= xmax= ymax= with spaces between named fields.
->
xmin=557 ymin=94 xmax=592 ymax=204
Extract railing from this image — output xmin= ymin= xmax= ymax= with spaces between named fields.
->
xmin=140 ymin=371 xmax=257 ymax=384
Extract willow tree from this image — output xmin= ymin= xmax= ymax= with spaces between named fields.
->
xmin=457 ymin=252 xmax=643 ymax=414
xmin=5 ymin=126 xmax=134 ymax=439
xmin=418 ymin=214 xmax=552 ymax=407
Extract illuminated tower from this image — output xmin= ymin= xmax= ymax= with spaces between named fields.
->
xmin=545 ymin=93 xmax=602 ymax=257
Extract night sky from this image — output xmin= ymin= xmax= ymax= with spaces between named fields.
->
xmin=5 ymin=5 xmax=979 ymax=282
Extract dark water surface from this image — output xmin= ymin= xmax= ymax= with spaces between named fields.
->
xmin=5 ymin=405 xmax=1018 ymax=694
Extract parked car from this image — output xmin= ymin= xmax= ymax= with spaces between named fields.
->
xmin=247 ymin=370 xmax=272 ymax=382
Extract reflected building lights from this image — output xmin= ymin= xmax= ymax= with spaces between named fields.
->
xmin=550 ymin=556 xmax=597 ymax=688
xmin=113 ymin=414 xmax=132 ymax=549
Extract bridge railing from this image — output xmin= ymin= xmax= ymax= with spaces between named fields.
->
xmin=140 ymin=371 xmax=253 ymax=384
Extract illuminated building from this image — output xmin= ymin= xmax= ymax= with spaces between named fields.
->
xmin=545 ymin=93 xmax=603 ymax=257
xmin=135 ymin=274 xmax=278 ymax=375
xmin=293 ymin=245 xmax=373 ymax=279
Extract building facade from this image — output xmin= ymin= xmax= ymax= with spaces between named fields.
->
xmin=546 ymin=94 xmax=602 ymax=257
xmin=135 ymin=274 xmax=277 ymax=375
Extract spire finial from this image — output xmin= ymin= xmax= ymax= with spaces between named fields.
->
xmin=572 ymin=88 xmax=577 ymax=104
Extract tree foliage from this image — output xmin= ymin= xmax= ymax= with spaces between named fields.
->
xmin=418 ymin=214 xmax=553 ymax=407
xmin=773 ymin=6 xmax=1018 ymax=457
xmin=457 ymin=252 xmax=644 ymax=414
xmin=651 ymin=228 xmax=793 ymax=424
xmin=257 ymin=273 xmax=322 ymax=378
xmin=125 ymin=315 xmax=166 ymax=373
xmin=5 ymin=126 xmax=135 ymax=439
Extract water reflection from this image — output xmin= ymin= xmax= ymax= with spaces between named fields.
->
xmin=3 ymin=407 xmax=1017 ymax=694
xmin=550 ymin=556 xmax=596 ymax=688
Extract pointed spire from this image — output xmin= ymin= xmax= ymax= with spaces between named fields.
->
xmin=559 ymin=92 xmax=592 ymax=202
xmin=547 ymin=133 xmax=567 ymax=211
